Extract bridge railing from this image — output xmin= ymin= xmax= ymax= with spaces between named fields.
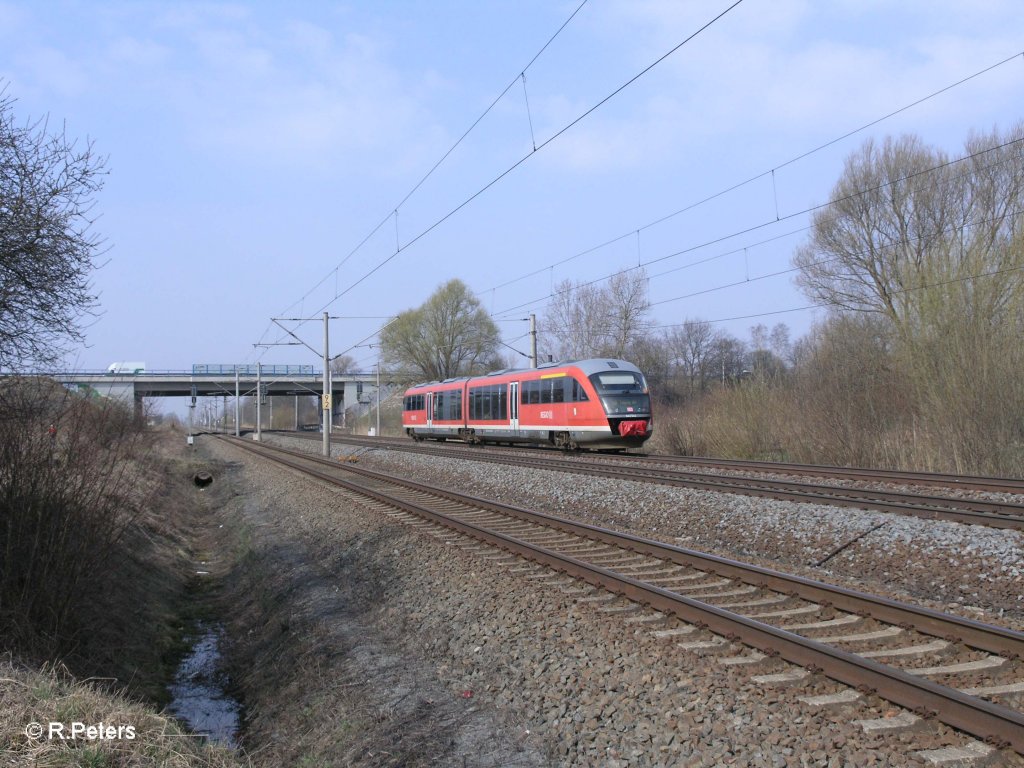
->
xmin=192 ymin=364 xmax=316 ymax=375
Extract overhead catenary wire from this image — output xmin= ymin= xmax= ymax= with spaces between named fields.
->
xmin=516 ymin=205 xmax=1024 ymax=337
xmin=259 ymin=0 xmax=746 ymax=358
xmin=490 ymin=134 xmax=1024 ymax=319
xmin=481 ymin=50 xmax=1024 ymax=297
xmin=653 ymin=257 xmax=1024 ymax=331
xmin=256 ymin=0 xmax=592 ymax=356
xmin=317 ymin=132 xmax=1024 ymax=372
xmin=290 ymin=253 xmax=1024 ymax=379
xmin=258 ymin=33 xmax=1022 ymax=369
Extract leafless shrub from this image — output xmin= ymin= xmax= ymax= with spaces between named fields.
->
xmin=786 ymin=313 xmax=910 ymax=467
xmin=0 ymin=378 xmax=145 ymax=651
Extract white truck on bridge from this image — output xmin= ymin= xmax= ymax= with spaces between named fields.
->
xmin=106 ymin=361 xmax=146 ymax=374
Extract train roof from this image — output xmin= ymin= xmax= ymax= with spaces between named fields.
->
xmin=405 ymin=359 xmax=643 ymax=391
xmin=565 ymin=359 xmax=644 ymax=377
xmin=407 ymin=376 xmax=471 ymax=390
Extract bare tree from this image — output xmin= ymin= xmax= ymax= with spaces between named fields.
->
xmin=666 ymin=319 xmax=717 ymax=396
xmin=542 ymin=278 xmax=607 ymax=361
xmin=769 ymin=323 xmax=792 ymax=364
xmin=746 ymin=323 xmax=789 ymax=378
xmin=629 ymin=332 xmax=672 ymax=392
xmin=330 ymin=354 xmax=357 ymax=375
xmin=604 ymin=269 xmax=651 ymax=358
xmin=0 ymin=88 xmax=107 ymax=370
xmin=708 ymin=334 xmax=747 ymax=385
xmin=380 ymin=279 xmax=501 ymax=382
xmin=792 ymin=125 xmax=1024 ymax=473
xmin=793 ymin=125 xmax=1024 ymax=335
xmin=542 ymin=269 xmax=651 ymax=360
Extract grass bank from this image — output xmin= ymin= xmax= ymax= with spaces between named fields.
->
xmin=1 ymin=380 xmax=243 ymax=765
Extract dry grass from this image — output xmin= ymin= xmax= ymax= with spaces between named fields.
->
xmin=651 ymin=312 xmax=1024 ymax=475
xmin=0 ymin=656 xmax=244 ymax=767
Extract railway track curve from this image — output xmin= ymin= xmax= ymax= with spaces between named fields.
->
xmin=290 ymin=433 xmax=1024 ymax=531
xmin=220 ymin=435 xmax=1024 ymax=756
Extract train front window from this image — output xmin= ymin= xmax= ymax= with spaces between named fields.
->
xmin=588 ymin=371 xmax=650 ymax=416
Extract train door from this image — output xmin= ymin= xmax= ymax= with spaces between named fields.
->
xmin=425 ymin=392 xmax=433 ymax=428
xmin=509 ymin=382 xmax=519 ymax=432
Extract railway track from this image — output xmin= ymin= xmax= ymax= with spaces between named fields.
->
xmin=220 ymin=435 xmax=1024 ymax=756
xmin=646 ymin=454 xmax=1024 ymax=495
xmin=286 ymin=433 xmax=1024 ymax=531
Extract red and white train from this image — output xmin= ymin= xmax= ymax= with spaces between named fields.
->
xmin=401 ymin=359 xmax=652 ymax=451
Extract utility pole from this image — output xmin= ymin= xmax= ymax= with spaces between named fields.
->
xmin=234 ymin=366 xmax=240 ymax=437
xmin=529 ymin=313 xmax=538 ymax=368
xmin=375 ymin=361 xmax=381 ymax=437
xmin=322 ymin=311 xmax=331 ymax=457
xmin=259 ymin=313 xmax=335 ymax=457
xmin=255 ymin=361 xmax=262 ymax=441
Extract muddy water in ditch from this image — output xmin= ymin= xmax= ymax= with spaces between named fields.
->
xmin=167 ymin=621 xmax=241 ymax=747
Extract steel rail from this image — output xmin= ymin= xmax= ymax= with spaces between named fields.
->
xmin=322 ymin=434 xmax=1024 ymax=529
xmin=464 ymin=451 xmax=1024 ymax=520
xmin=292 ymin=433 xmax=1024 ymax=494
xmin=648 ymin=454 xmax=1024 ymax=494
xmin=243 ymin=437 xmax=1024 ymax=657
xmin=223 ymin=435 xmax=1024 ymax=753
xmin=288 ymin=432 xmax=1024 ymax=494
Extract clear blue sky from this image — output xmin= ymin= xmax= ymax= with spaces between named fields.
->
xmin=3 ymin=0 xmax=1022 ymax=374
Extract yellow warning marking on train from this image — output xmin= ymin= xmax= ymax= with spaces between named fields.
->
xmin=540 ymin=372 xmax=567 ymax=379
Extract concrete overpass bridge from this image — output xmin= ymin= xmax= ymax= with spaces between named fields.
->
xmin=51 ymin=364 xmax=383 ymax=426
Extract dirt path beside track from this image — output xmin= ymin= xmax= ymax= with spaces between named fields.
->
xmin=198 ymin=436 xmax=546 ymax=767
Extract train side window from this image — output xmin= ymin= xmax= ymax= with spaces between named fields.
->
xmin=552 ymin=379 xmax=565 ymax=403
xmin=571 ymin=378 xmax=588 ymax=402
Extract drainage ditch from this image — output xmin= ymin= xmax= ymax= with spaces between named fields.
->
xmin=167 ymin=620 xmax=241 ymax=747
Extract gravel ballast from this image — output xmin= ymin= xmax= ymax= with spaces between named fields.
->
xmin=209 ymin=435 xmax=1024 ymax=766
xmin=328 ymin=440 xmax=1024 ymax=628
